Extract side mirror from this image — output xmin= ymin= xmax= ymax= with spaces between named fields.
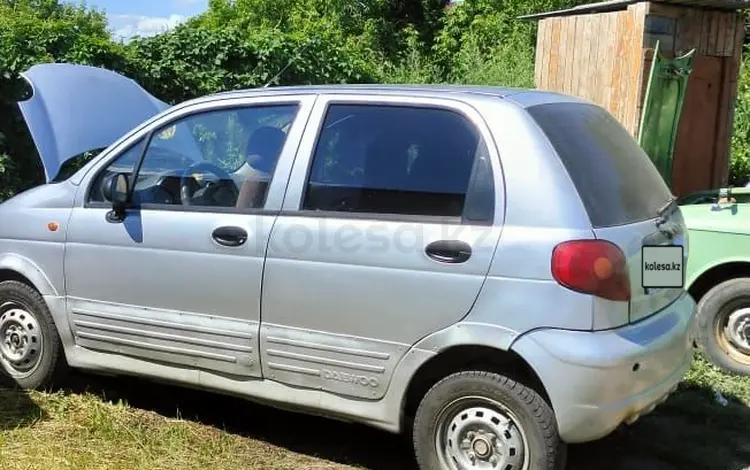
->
xmin=102 ymin=173 xmax=129 ymax=203
xmin=110 ymin=173 xmax=130 ymax=205
xmin=104 ymin=173 xmax=130 ymax=223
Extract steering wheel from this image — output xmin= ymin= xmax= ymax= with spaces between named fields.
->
xmin=180 ymin=161 xmax=239 ymax=206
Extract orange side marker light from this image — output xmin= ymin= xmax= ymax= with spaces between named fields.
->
xmin=47 ymin=222 xmax=59 ymax=232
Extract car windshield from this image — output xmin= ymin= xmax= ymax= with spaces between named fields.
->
xmin=52 ymin=148 xmax=107 ymax=183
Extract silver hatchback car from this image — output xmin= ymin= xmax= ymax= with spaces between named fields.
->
xmin=0 ymin=63 xmax=696 ymax=470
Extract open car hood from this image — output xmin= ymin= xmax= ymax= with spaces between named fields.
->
xmin=18 ymin=63 xmax=170 ymax=182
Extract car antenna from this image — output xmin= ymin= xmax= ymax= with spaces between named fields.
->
xmin=262 ymin=38 xmax=313 ymax=88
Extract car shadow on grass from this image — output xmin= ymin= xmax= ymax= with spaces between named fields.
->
xmin=567 ymin=382 xmax=750 ymax=470
xmin=0 ymin=377 xmax=46 ymax=430
xmin=58 ymin=371 xmax=750 ymax=470
xmin=61 ymin=370 xmax=418 ymax=469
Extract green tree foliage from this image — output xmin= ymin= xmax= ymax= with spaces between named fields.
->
xmin=194 ymin=0 xmax=445 ymax=59
xmin=126 ymin=23 xmax=380 ymax=105
xmin=430 ymin=0 xmax=594 ymax=86
xmin=124 ymin=0 xmax=454 ymax=105
xmin=0 ymin=0 xmax=130 ymax=198
xmin=730 ymin=45 xmax=750 ymax=186
xmin=0 ymin=0 xmax=748 ymax=199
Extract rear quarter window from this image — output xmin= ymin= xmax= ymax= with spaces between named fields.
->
xmin=527 ymin=102 xmax=673 ymax=228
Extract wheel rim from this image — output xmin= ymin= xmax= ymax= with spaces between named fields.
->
xmin=714 ymin=299 xmax=750 ymax=365
xmin=434 ymin=396 xmax=528 ymax=470
xmin=0 ymin=301 xmax=43 ymax=377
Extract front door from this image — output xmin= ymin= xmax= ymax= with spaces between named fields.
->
xmin=260 ymin=96 xmax=503 ymax=399
xmin=64 ymin=95 xmax=315 ymax=378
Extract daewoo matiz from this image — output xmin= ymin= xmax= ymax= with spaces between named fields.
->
xmin=0 ymin=63 xmax=696 ymax=470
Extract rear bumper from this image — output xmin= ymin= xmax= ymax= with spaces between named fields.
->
xmin=511 ymin=291 xmax=697 ymax=444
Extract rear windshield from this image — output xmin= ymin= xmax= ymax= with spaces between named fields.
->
xmin=527 ymin=102 xmax=673 ymax=228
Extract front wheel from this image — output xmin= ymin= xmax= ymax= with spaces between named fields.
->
xmin=413 ymin=371 xmax=566 ymax=470
xmin=696 ymin=277 xmax=750 ymax=375
xmin=0 ymin=280 xmax=67 ymax=390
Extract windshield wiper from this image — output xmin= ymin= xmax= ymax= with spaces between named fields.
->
xmin=658 ymin=197 xmax=676 ymax=216
xmin=656 ymin=196 xmax=677 ymax=227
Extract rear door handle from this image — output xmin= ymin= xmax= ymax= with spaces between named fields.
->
xmin=212 ymin=226 xmax=248 ymax=247
xmin=425 ymin=240 xmax=472 ymax=264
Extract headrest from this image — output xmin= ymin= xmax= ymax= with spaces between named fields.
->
xmin=246 ymin=126 xmax=286 ymax=174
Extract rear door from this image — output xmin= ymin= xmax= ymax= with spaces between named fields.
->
xmin=259 ymin=95 xmax=503 ymax=399
xmin=528 ymin=102 xmax=687 ymax=326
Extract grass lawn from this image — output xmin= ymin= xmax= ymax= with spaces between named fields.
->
xmin=1 ymin=354 xmax=749 ymax=470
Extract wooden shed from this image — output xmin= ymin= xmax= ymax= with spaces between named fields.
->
xmin=522 ymin=0 xmax=748 ymax=196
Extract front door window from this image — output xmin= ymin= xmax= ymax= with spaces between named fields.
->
xmin=90 ymin=104 xmax=300 ymax=210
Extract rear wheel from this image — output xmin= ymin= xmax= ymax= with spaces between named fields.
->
xmin=412 ymin=371 xmax=565 ymax=470
xmin=696 ymin=278 xmax=750 ymax=375
xmin=0 ymin=280 xmax=67 ymax=390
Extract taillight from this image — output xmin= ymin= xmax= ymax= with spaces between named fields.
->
xmin=551 ymin=240 xmax=631 ymax=301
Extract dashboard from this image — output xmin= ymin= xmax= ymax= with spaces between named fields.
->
xmin=94 ymin=146 xmax=247 ymax=208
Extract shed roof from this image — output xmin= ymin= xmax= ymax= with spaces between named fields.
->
xmin=519 ymin=0 xmax=750 ymax=20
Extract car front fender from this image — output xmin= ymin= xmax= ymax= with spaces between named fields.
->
xmin=0 ymin=253 xmax=59 ymax=296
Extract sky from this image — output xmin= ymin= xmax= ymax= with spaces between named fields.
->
xmin=72 ymin=0 xmax=210 ymax=42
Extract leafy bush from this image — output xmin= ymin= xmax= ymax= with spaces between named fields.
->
xmin=0 ymin=0 xmax=130 ymax=198
xmin=0 ymin=0 xmax=747 ymax=200
xmin=126 ymin=23 xmax=383 ymax=105
xmin=730 ymin=45 xmax=750 ymax=186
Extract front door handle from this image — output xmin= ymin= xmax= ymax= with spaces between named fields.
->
xmin=425 ymin=240 xmax=472 ymax=264
xmin=212 ymin=226 xmax=248 ymax=247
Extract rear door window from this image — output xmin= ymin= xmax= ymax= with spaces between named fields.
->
xmin=303 ymin=104 xmax=493 ymax=222
xmin=527 ymin=102 xmax=673 ymax=228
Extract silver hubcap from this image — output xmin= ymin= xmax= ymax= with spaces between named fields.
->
xmin=0 ymin=302 xmax=43 ymax=375
xmin=436 ymin=397 xmax=527 ymax=470
xmin=725 ymin=307 xmax=750 ymax=354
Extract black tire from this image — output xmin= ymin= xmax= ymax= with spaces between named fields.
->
xmin=696 ymin=277 xmax=750 ymax=375
xmin=413 ymin=371 xmax=566 ymax=470
xmin=0 ymin=280 xmax=68 ymax=390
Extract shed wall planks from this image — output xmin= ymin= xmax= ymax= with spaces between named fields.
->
xmin=536 ymin=7 xmax=646 ymax=134
xmin=532 ymin=1 xmax=745 ymax=195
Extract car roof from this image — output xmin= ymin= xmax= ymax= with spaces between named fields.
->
xmin=184 ymin=84 xmax=587 ymax=109
xmin=214 ymin=84 xmax=524 ymax=97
